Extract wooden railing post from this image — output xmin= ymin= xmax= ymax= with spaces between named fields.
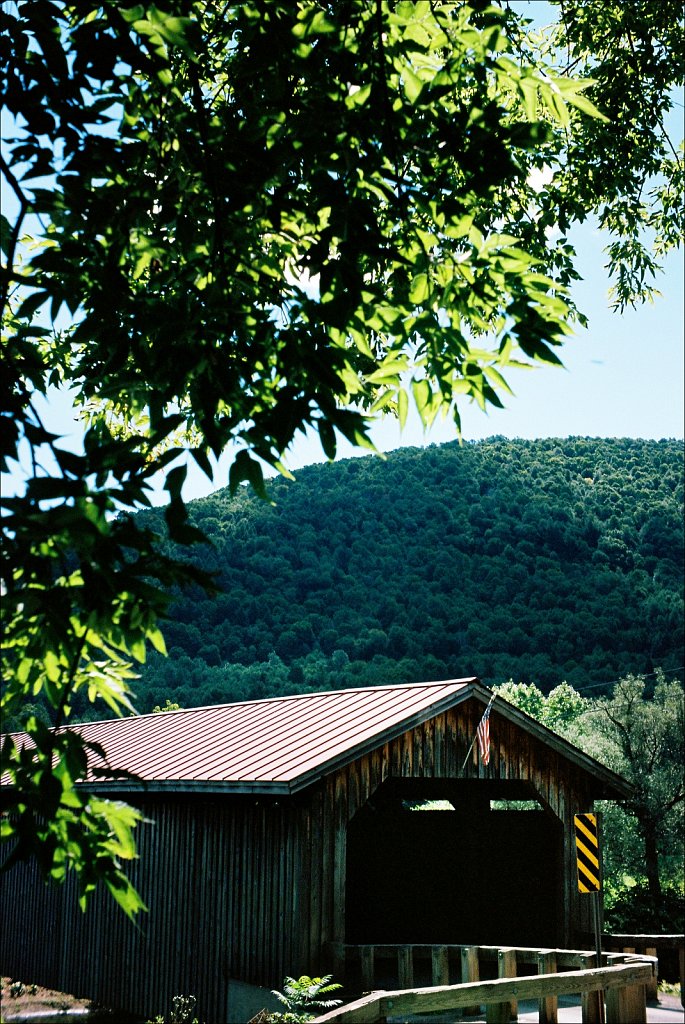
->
xmin=605 ymin=975 xmax=647 ymax=1024
xmin=360 ymin=946 xmax=375 ymax=992
xmin=397 ymin=946 xmax=413 ymax=990
xmin=644 ymin=946 xmax=658 ymax=1001
xmin=486 ymin=948 xmax=517 ymax=1023
xmin=537 ymin=949 xmax=558 ymax=1024
xmin=579 ymin=953 xmax=602 ymax=1024
xmin=461 ymin=945 xmax=481 ymax=1016
xmin=331 ymin=942 xmax=345 ymax=984
xmin=432 ymin=945 xmax=449 ymax=987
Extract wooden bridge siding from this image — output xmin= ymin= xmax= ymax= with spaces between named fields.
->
xmin=1 ymin=797 xmax=305 ymax=1021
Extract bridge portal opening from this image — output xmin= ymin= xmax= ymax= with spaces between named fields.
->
xmin=345 ymin=778 xmax=562 ymax=948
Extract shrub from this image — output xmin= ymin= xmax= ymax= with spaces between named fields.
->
xmin=604 ymin=883 xmax=685 ymax=933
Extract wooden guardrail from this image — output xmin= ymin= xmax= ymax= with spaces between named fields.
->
xmin=333 ymin=941 xmax=643 ymax=989
xmin=318 ymin=948 xmax=656 ymax=1024
xmin=314 ymin=960 xmax=653 ymax=1024
xmin=604 ymin=933 xmax=684 ymax=1005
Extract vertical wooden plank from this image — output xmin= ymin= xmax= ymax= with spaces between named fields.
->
xmin=259 ymin=804 xmax=269 ymax=979
xmin=192 ymin=803 xmax=206 ymax=1011
xmin=445 ymin=707 xmax=458 ymax=776
xmin=369 ymin=746 xmax=381 ymax=798
xmin=432 ymin=945 xmax=449 ymax=987
xmin=462 ymin=705 xmax=476 ymax=777
xmin=461 ymin=945 xmax=481 ymax=1016
xmin=332 ymin=771 xmax=347 ymax=966
xmin=579 ymin=953 xmax=601 ymax=1024
xmin=330 ymin=943 xmax=346 ymax=986
xmin=558 ymin=782 xmax=573 ymax=948
xmin=606 ymin=981 xmax=646 ymax=1024
xmin=520 ymin=727 xmax=530 ymax=782
xmin=415 ymin=720 xmax=423 ymax=778
xmin=282 ymin=807 xmax=295 ymax=980
xmin=348 ymin=760 xmax=361 ymax=820
xmin=151 ymin=803 xmax=167 ymax=1011
xmin=185 ymin=802 xmax=197 ymax=994
xmin=208 ymin=804 xmax=226 ymax=1019
xmin=240 ymin=803 xmax=251 ymax=979
xmin=402 ymin=727 xmax=414 ymax=778
xmin=381 ymin=740 xmax=390 ymax=784
xmin=537 ymin=950 xmax=558 ymax=1024
xmin=225 ymin=808 xmax=238 ymax=979
xmin=141 ymin=803 xmax=156 ymax=1012
xmin=433 ymin=712 xmax=444 ymax=777
xmin=398 ymin=946 xmax=413 ymax=989
xmin=423 ymin=718 xmax=434 ymax=777
xmin=390 ymin=732 xmax=401 ymax=776
xmin=360 ymin=945 xmax=375 ymax=991
xmin=357 ymin=754 xmax=368 ymax=809
xmin=497 ymin=720 xmax=506 ymax=780
xmin=271 ymin=805 xmax=283 ymax=983
xmin=310 ymin=796 xmax=323 ymax=972
xmin=486 ymin=948 xmax=517 ymax=1023
xmin=320 ymin=781 xmax=333 ymax=959
xmin=644 ymin=947 xmax=658 ymax=1001
xmin=299 ymin=806 xmax=313 ymax=977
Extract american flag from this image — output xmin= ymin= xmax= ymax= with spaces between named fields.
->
xmin=476 ymin=703 xmax=492 ymax=765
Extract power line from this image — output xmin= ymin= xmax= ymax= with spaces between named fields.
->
xmin=496 ymin=666 xmax=685 ymax=697
xmin=577 ymin=666 xmax=685 ymax=694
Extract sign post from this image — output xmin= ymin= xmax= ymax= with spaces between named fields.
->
xmin=575 ymin=812 xmax=604 ymax=1024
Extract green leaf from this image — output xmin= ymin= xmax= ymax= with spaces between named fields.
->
xmin=164 ymin=464 xmax=187 ymax=502
xmin=318 ymin=419 xmax=337 ymax=460
xmin=147 ymin=628 xmax=167 ymax=656
xmin=397 ymin=388 xmax=409 ymax=430
xmin=0 ymin=213 xmax=13 ymax=257
xmin=104 ymin=873 xmax=148 ymax=921
xmin=229 ymin=450 xmax=269 ymax=500
xmin=410 ymin=273 xmax=430 ymax=305
xmin=402 ymin=66 xmax=424 ymax=104
xmin=190 ymin=447 xmax=213 ymax=480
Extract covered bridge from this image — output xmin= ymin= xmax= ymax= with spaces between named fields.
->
xmin=1 ymin=678 xmax=631 ymax=1021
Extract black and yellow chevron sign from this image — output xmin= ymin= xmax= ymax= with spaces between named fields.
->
xmin=574 ymin=812 xmax=601 ymax=893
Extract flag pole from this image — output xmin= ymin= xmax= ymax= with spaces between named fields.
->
xmin=461 ymin=692 xmax=496 ymax=774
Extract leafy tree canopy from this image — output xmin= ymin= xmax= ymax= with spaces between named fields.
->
xmin=1 ymin=1 xmax=683 ymax=913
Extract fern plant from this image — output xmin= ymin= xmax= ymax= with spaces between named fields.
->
xmin=270 ymin=975 xmax=342 ymax=1022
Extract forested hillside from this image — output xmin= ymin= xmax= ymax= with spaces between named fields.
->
xmin=131 ymin=437 xmax=683 ymax=712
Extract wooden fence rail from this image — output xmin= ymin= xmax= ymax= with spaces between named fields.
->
xmin=604 ymin=933 xmax=684 ymax=1005
xmin=316 ymin=956 xmax=655 ymax=1024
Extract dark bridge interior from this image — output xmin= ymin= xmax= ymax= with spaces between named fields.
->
xmin=346 ymin=778 xmax=562 ymax=948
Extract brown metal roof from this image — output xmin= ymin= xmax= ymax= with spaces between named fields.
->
xmin=5 ymin=680 xmax=475 ymax=795
xmin=3 ymin=678 xmax=632 ymax=797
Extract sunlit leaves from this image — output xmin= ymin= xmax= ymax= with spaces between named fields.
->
xmin=1 ymin=725 xmax=148 ymax=921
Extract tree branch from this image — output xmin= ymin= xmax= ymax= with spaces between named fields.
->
xmin=0 ymin=151 xmax=30 ymax=320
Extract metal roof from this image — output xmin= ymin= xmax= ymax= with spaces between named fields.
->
xmin=2 ymin=678 xmax=632 ymax=797
xmin=8 ymin=680 xmax=476 ymax=795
